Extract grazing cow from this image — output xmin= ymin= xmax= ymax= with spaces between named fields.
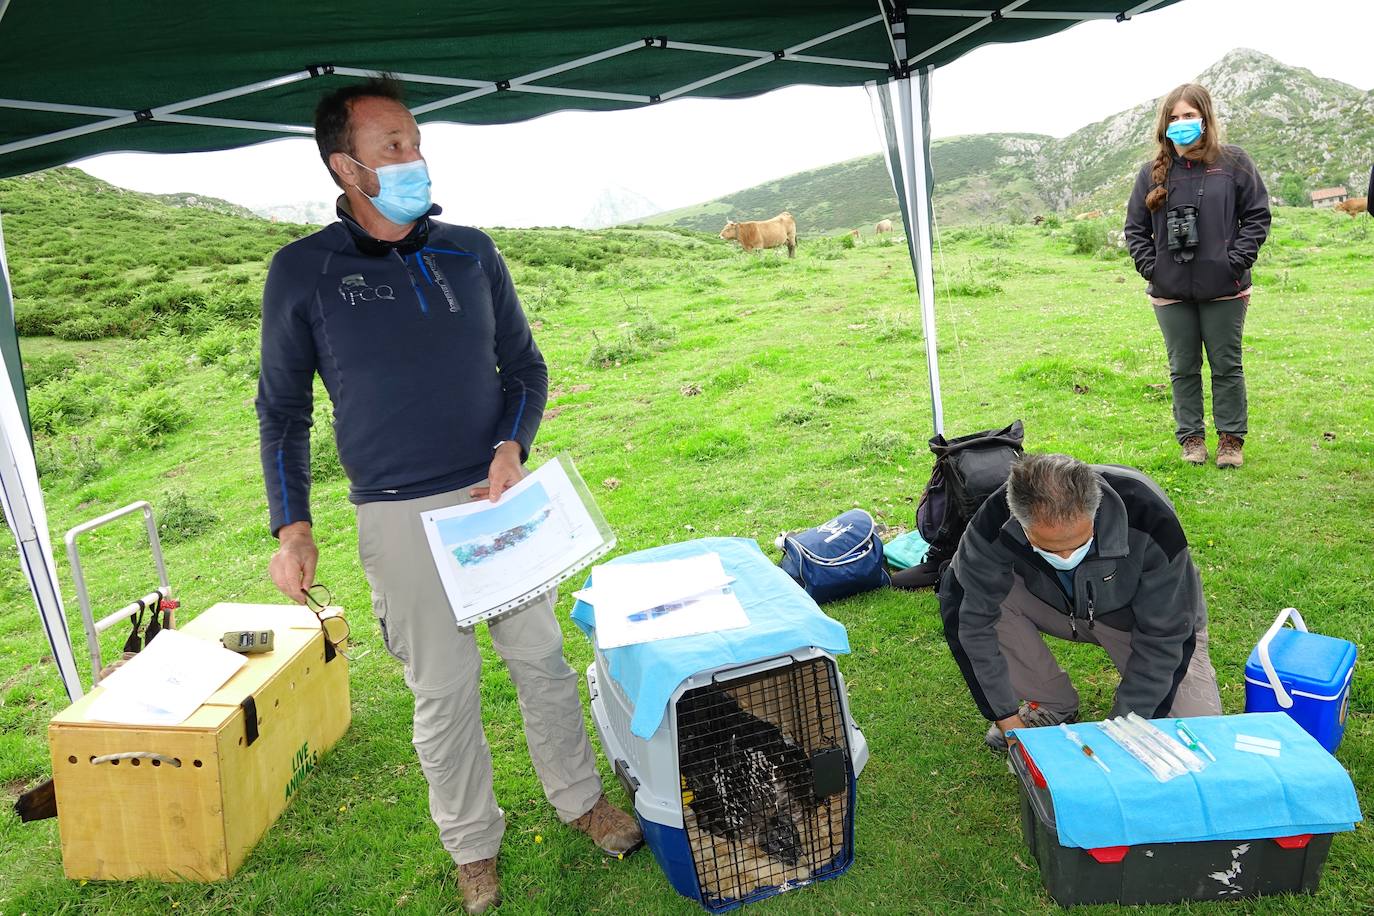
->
xmin=1030 ymin=214 xmax=1046 ymax=226
xmin=1335 ymin=197 xmax=1367 ymax=217
xmin=1075 ymin=209 xmax=1104 ymax=221
xmin=849 ymin=228 xmax=861 ymax=240
xmin=875 ymin=219 xmax=894 ymax=234
xmin=720 ymin=211 xmax=797 ymax=257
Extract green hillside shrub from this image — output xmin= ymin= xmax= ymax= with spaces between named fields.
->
xmin=27 ymin=374 xmax=105 ymax=435
xmin=153 ymin=489 xmax=220 ymax=544
xmin=1069 ymin=220 xmax=1106 ymax=255
xmin=585 ymin=329 xmax=645 ymax=368
xmin=52 ymin=314 xmax=109 ymax=341
xmin=21 ymin=351 xmax=77 ymax=387
xmin=126 ymin=389 xmax=191 ymax=443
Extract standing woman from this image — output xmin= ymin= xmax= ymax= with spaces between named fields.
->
xmin=1125 ymin=83 xmax=1270 ymax=468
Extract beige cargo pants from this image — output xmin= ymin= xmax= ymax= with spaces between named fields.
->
xmin=356 ymin=484 xmax=603 ymax=866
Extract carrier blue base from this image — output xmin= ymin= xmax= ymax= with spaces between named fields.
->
xmin=639 ymin=784 xmax=858 ymax=913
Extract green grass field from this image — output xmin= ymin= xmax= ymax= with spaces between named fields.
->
xmin=1 ymin=207 xmax=1371 ymax=914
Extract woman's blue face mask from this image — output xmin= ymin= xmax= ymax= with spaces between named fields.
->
xmin=1166 ymin=118 xmax=1204 ymax=147
xmin=347 ymin=155 xmax=432 ymax=224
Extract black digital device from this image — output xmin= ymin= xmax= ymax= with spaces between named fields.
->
xmin=222 ymin=629 xmax=275 ymax=654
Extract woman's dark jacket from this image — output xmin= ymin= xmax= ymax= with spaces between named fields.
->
xmin=1124 ymin=144 xmax=1271 ymax=302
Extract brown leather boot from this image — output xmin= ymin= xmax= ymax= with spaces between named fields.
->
xmin=1217 ymin=433 xmax=1244 ymax=469
xmin=1180 ymin=436 xmax=1207 ymax=465
xmin=457 ymin=857 xmax=501 ymax=915
xmin=569 ymin=794 xmax=643 ymax=857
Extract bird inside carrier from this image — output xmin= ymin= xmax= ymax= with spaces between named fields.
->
xmin=674 ymin=654 xmax=854 ymax=909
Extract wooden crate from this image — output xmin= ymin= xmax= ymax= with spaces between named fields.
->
xmin=49 ymin=602 xmax=351 ymax=881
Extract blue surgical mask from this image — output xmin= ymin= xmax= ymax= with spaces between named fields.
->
xmin=348 ymin=155 xmax=432 ymax=224
xmin=1033 ymin=537 xmax=1094 ymax=572
xmin=1166 ymin=119 xmax=1204 ymax=147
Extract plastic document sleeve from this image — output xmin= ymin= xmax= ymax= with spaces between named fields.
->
xmin=420 ymin=454 xmax=616 ymax=629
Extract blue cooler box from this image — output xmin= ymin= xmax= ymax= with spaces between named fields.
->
xmin=1245 ymin=608 xmax=1356 ymax=753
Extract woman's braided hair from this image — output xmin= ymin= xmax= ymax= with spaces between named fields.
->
xmin=1145 ymin=83 xmax=1223 ymax=212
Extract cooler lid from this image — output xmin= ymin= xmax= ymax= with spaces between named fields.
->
xmin=1245 ymin=628 xmax=1358 ymax=694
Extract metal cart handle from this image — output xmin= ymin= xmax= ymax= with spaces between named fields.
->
xmin=65 ymin=500 xmax=172 ymax=686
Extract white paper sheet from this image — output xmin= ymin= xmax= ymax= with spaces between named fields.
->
xmin=420 ymin=455 xmax=615 ymax=628
xmin=86 ymin=629 xmax=246 ymax=726
xmin=574 ymin=553 xmax=733 ymax=617
xmin=578 ymin=554 xmax=750 ymax=649
xmin=590 ymin=587 xmax=750 ymax=649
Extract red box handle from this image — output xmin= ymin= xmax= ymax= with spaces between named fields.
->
xmin=1088 ymin=846 xmax=1130 ymax=864
xmin=1273 ymin=834 xmax=1312 ymax=849
xmin=1015 ymin=741 xmax=1048 ymax=790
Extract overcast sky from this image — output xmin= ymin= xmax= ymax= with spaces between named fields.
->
xmin=76 ymin=0 xmax=1374 ymax=228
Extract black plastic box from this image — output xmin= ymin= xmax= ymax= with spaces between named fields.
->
xmin=1011 ymin=741 xmax=1333 ymax=906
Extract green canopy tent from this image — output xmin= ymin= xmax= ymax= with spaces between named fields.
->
xmin=0 ymin=1 xmax=1181 ymax=701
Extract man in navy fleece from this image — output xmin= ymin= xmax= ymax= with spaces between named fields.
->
xmin=256 ymin=78 xmax=639 ymax=915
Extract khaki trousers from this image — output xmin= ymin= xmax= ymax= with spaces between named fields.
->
xmin=356 ymin=485 xmax=603 ymax=865
xmin=996 ymin=575 xmax=1222 ymax=718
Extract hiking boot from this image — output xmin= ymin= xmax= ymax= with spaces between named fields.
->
xmin=569 ymin=794 xmax=643 ymax=858
xmin=457 ymin=857 xmax=500 ymax=915
xmin=1180 ymin=436 xmax=1207 ymax=465
xmin=984 ymin=702 xmax=1079 ymax=753
xmin=1216 ymin=433 xmax=1244 ymax=469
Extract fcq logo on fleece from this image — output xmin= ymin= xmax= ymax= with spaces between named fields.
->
xmin=338 ymin=273 xmax=395 ymax=307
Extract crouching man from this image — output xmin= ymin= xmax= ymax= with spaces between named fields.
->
xmin=939 ymin=453 xmax=1221 ymax=751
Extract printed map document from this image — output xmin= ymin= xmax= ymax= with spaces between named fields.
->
xmin=421 ymin=455 xmax=615 ymax=628
xmin=87 ymin=629 xmax=247 ymax=726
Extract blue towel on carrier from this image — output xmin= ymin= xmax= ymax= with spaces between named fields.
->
xmin=1013 ymin=712 xmax=1362 ymax=849
xmin=571 ymin=537 xmax=850 ymax=738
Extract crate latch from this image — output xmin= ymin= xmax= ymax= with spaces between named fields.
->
xmin=1273 ymin=834 xmax=1312 ymax=849
xmin=1088 ymin=846 xmax=1129 ymax=863
xmin=811 ymin=747 xmax=848 ymax=798
xmin=613 ymin=758 xmax=639 ymax=804
xmin=241 ymin=696 xmax=260 ymax=746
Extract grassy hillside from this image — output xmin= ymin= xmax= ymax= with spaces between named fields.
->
xmin=1 ymin=171 xmax=1371 ymax=914
xmin=634 ymin=154 xmax=901 ymax=237
xmin=640 ymin=49 xmax=1374 ymax=234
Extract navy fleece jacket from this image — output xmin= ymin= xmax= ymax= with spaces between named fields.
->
xmin=256 ymin=204 xmax=547 ymax=536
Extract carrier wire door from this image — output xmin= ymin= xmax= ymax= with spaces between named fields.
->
xmin=675 ymin=654 xmax=855 ymax=909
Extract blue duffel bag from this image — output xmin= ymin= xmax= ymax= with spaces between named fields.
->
xmin=778 ymin=509 xmax=890 ymax=604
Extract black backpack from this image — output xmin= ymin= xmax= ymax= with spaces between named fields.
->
xmin=891 ymin=420 xmax=1024 ymax=590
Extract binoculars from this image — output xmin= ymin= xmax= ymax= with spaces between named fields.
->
xmin=1166 ymin=205 xmax=1199 ymax=262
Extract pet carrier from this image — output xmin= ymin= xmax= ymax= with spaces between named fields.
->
xmin=588 ymin=646 xmax=867 ymax=912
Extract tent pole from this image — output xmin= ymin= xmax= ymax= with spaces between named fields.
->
xmin=0 ymin=215 xmax=83 ymax=701
xmin=895 ymin=69 xmax=944 ymax=437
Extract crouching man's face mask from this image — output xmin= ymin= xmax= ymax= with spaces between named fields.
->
xmin=1033 ymin=537 xmax=1094 ymax=572
xmin=1025 ymin=512 xmax=1096 ymax=571
xmin=348 ymin=155 xmax=432 ymax=225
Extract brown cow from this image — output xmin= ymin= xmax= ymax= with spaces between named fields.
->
xmin=875 ymin=218 xmax=894 ymax=234
xmin=1075 ymin=209 xmax=1104 ymax=220
xmin=720 ymin=211 xmax=797 ymax=257
xmin=849 ymin=228 xmax=861 ymax=240
xmin=1335 ymin=197 xmax=1368 ymax=217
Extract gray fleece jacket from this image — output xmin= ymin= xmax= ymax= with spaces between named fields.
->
xmin=939 ymin=466 xmax=1206 ymax=722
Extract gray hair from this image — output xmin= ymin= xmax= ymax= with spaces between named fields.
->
xmin=1006 ymin=453 xmax=1101 ymax=528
